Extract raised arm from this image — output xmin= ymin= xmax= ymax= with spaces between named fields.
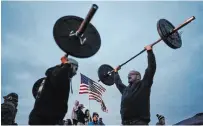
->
xmin=114 ymin=72 xmax=127 ymax=94
xmin=143 ymin=46 xmax=156 ymax=87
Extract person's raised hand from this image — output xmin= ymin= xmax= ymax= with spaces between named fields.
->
xmin=114 ymin=66 xmax=121 ymax=73
xmin=145 ymin=45 xmax=152 ymax=51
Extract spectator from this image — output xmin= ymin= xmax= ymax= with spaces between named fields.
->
xmin=67 ymin=119 xmax=72 ymax=125
xmin=84 ymin=109 xmax=92 ymax=124
xmin=1 ymin=93 xmax=18 ymax=125
xmin=156 ymin=114 xmax=165 ymax=125
xmin=88 ymin=112 xmax=100 ymax=125
xmin=99 ymin=118 xmax=105 ymax=125
xmin=71 ymin=100 xmax=79 ymax=125
xmin=64 ymin=119 xmax=72 ymax=125
xmin=77 ymin=104 xmax=85 ymax=125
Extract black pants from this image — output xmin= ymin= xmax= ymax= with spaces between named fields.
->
xmin=122 ymin=119 xmax=149 ymax=125
xmin=72 ymin=119 xmax=78 ymax=125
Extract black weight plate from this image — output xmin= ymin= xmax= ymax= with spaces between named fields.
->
xmin=53 ymin=16 xmax=101 ymax=58
xmin=98 ymin=64 xmax=115 ymax=86
xmin=157 ymin=19 xmax=182 ymax=49
xmin=32 ymin=77 xmax=45 ymax=99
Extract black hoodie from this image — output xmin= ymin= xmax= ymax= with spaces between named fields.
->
xmin=29 ymin=64 xmax=72 ymax=125
xmin=76 ymin=107 xmax=85 ymax=124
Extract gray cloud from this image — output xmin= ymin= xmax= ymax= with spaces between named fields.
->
xmin=2 ymin=1 xmax=203 ymax=125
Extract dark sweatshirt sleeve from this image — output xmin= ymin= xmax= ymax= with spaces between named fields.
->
xmin=142 ymin=50 xmax=156 ymax=87
xmin=114 ymin=73 xmax=127 ymax=94
xmin=47 ymin=63 xmax=72 ymax=88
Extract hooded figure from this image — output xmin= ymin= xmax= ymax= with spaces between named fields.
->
xmin=29 ymin=57 xmax=78 ymax=125
xmin=1 ymin=93 xmax=18 ymax=125
xmin=71 ymin=100 xmax=79 ymax=125
xmin=114 ymin=45 xmax=156 ymax=125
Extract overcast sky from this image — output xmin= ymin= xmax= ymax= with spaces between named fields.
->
xmin=2 ymin=1 xmax=203 ymax=125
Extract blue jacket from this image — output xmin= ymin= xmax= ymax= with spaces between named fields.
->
xmin=88 ymin=121 xmax=100 ymax=125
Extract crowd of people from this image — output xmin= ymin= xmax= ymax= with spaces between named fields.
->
xmin=1 ymin=93 xmax=107 ymax=125
xmin=1 ymin=92 xmax=165 ymax=125
xmin=70 ymin=100 xmax=105 ymax=125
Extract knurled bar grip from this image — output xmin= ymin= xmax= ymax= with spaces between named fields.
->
xmin=77 ymin=4 xmax=99 ymax=36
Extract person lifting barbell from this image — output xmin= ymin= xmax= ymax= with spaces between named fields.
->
xmin=113 ymin=44 xmax=156 ymax=125
xmin=29 ymin=56 xmax=79 ymax=125
xmin=97 ymin=16 xmax=195 ymax=125
xmin=29 ymin=3 xmax=101 ymax=125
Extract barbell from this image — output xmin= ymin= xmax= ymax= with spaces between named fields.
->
xmin=98 ymin=16 xmax=196 ymax=86
xmin=53 ymin=4 xmax=101 ymax=59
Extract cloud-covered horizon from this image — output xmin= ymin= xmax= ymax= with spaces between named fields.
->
xmin=2 ymin=1 xmax=203 ymax=125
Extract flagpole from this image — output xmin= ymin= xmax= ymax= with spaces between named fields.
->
xmin=88 ymin=92 xmax=90 ymax=110
xmin=88 ymin=84 xmax=91 ymax=123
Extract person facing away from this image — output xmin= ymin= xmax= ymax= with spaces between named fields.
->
xmin=88 ymin=112 xmax=100 ymax=125
xmin=71 ymin=100 xmax=79 ymax=125
xmin=29 ymin=58 xmax=79 ymax=125
xmin=1 ymin=93 xmax=18 ymax=125
xmin=114 ymin=45 xmax=156 ymax=125
xmin=76 ymin=104 xmax=86 ymax=125
xmin=84 ymin=109 xmax=92 ymax=124
xmin=156 ymin=114 xmax=166 ymax=125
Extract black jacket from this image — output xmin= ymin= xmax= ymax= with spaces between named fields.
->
xmin=76 ymin=109 xmax=85 ymax=124
xmin=115 ymin=50 xmax=156 ymax=123
xmin=99 ymin=121 xmax=105 ymax=125
xmin=29 ymin=64 xmax=72 ymax=125
xmin=1 ymin=102 xmax=18 ymax=125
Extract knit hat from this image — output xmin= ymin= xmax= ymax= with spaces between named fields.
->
xmin=3 ymin=92 xmax=18 ymax=102
xmin=156 ymin=114 xmax=165 ymax=120
xmin=92 ymin=112 xmax=99 ymax=117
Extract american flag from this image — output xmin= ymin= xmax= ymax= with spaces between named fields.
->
xmin=101 ymin=99 xmax=108 ymax=113
xmin=79 ymin=73 xmax=108 ymax=112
